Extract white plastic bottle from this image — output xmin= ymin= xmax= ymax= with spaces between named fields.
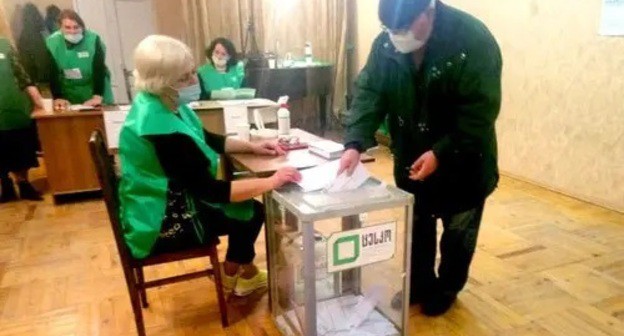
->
xmin=305 ymin=42 xmax=313 ymax=65
xmin=277 ymin=103 xmax=291 ymax=136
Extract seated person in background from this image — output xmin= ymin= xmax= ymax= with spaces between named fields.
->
xmin=198 ymin=37 xmax=245 ymax=100
xmin=118 ymin=35 xmax=301 ymax=296
xmin=46 ymin=9 xmax=114 ymax=110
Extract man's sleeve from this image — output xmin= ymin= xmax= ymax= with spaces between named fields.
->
xmin=343 ymin=36 xmax=387 ymax=152
xmin=432 ymin=38 xmax=502 ymax=163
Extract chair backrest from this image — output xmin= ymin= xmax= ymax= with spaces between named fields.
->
xmin=88 ymin=130 xmax=134 ymax=264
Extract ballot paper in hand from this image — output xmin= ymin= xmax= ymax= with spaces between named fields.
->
xmin=296 ymin=160 xmax=371 ymax=193
xmin=296 ymin=160 xmax=341 ymax=192
xmin=326 ymin=162 xmax=371 ymax=193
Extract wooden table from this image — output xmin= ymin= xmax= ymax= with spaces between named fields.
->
xmin=228 ymin=128 xmax=374 ymax=178
xmin=32 ymin=99 xmax=276 ymax=202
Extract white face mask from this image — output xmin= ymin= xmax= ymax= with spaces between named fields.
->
xmin=212 ymin=55 xmax=228 ymax=68
xmin=389 ymin=30 xmax=425 ymax=53
xmin=64 ymin=32 xmax=83 ymax=44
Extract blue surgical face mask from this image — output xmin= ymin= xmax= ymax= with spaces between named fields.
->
xmin=176 ymin=83 xmax=201 ymax=106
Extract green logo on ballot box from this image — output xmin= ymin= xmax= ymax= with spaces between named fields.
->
xmin=333 ymin=235 xmax=360 ymax=266
xmin=327 ymin=221 xmax=397 ymax=273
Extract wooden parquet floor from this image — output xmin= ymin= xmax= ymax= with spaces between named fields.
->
xmin=0 ymin=146 xmax=623 ymax=335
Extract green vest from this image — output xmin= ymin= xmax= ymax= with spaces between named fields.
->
xmin=198 ymin=61 xmax=245 ymax=92
xmin=46 ymin=30 xmax=114 ymax=104
xmin=0 ymin=38 xmax=32 ymax=131
xmin=118 ymin=92 xmax=253 ymax=258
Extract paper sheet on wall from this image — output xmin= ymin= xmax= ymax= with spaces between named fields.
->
xmin=600 ymin=0 xmax=624 ymax=36
xmin=103 ymin=110 xmax=129 ymax=149
xmin=223 ymin=105 xmax=249 ymax=134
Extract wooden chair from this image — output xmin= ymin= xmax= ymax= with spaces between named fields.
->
xmin=88 ymin=130 xmax=228 ymax=336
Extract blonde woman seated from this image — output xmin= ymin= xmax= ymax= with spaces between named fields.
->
xmin=118 ymin=35 xmax=301 ymax=296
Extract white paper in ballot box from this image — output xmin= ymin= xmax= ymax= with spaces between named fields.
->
xmin=295 ymin=160 xmax=372 ymax=193
xmin=314 ymin=286 xmax=399 ymax=336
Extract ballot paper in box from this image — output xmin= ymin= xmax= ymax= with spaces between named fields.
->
xmin=266 ymin=170 xmax=414 ymax=335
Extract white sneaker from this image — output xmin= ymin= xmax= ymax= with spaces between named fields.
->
xmin=233 ymin=270 xmax=268 ymax=297
xmin=220 ymin=264 xmax=239 ymax=294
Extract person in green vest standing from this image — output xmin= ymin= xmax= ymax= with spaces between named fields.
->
xmin=0 ymin=36 xmax=45 ymax=202
xmin=198 ymin=37 xmax=245 ymax=100
xmin=46 ymin=9 xmax=113 ymax=110
xmin=119 ymin=35 xmax=301 ymax=297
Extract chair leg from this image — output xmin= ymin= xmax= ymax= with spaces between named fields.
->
xmin=130 ymin=289 xmax=147 ymax=336
xmin=135 ymin=267 xmax=149 ymax=308
xmin=124 ymin=270 xmax=147 ymax=336
xmin=209 ymin=248 xmax=229 ymax=327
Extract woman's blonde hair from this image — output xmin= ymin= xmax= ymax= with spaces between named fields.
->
xmin=133 ymin=35 xmax=195 ymax=94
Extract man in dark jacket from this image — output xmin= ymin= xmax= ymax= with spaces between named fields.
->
xmin=338 ymin=0 xmax=502 ymax=316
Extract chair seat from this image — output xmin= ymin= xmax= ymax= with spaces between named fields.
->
xmin=134 ymin=245 xmax=219 ymax=267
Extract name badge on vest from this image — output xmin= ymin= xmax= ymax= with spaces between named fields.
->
xmin=77 ymin=51 xmax=90 ymax=58
xmin=64 ymin=68 xmax=83 ymax=80
xmin=0 ymin=53 xmax=5 ymax=60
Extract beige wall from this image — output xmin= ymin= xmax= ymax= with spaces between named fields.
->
xmin=356 ymin=0 xmax=624 ymax=212
xmin=355 ymin=0 xmax=379 ymax=72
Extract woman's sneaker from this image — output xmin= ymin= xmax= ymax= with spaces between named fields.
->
xmin=220 ymin=265 xmax=239 ymax=295
xmin=234 ymin=270 xmax=268 ymax=297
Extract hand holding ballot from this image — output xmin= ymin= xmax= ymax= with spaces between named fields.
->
xmin=337 ymin=148 xmax=362 ymax=176
xmin=296 ymin=159 xmax=371 ymax=192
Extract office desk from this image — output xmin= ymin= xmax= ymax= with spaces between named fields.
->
xmin=32 ymin=99 xmax=276 ymax=202
xmin=228 ymin=128 xmax=373 ymax=178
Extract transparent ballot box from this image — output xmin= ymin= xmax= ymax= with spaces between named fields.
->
xmin=265 ymin=179 xmax=414 ymax=335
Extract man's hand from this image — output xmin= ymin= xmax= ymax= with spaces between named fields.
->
xmin=337 ymin=148 xmax=360 ymax=176
xmin=409 ymin=150 xmax=438 ymax=181
xmin=251 ymin=140 xmax=286 ymax=156
xmin=83 ymin=95 xmax=103 ymax=107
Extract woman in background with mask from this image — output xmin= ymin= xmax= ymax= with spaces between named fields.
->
xmin=118 ymin=35 xmax=301 ymax=296
xmin=46 ymin=9 xmax=113 ymax=110
xmin=198 ymin=37 xmax=245 ymax=100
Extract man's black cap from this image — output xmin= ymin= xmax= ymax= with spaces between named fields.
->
xmin=379 ymin=0 xmax=433 ymax=30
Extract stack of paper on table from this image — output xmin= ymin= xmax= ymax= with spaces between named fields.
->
xmin=308 ymin=140 xmax=344 ymax=160
xmin=69 ymin=104 xmax=98 ymax=111
xmin=211 ymin=88 xmax=256 ymax=100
